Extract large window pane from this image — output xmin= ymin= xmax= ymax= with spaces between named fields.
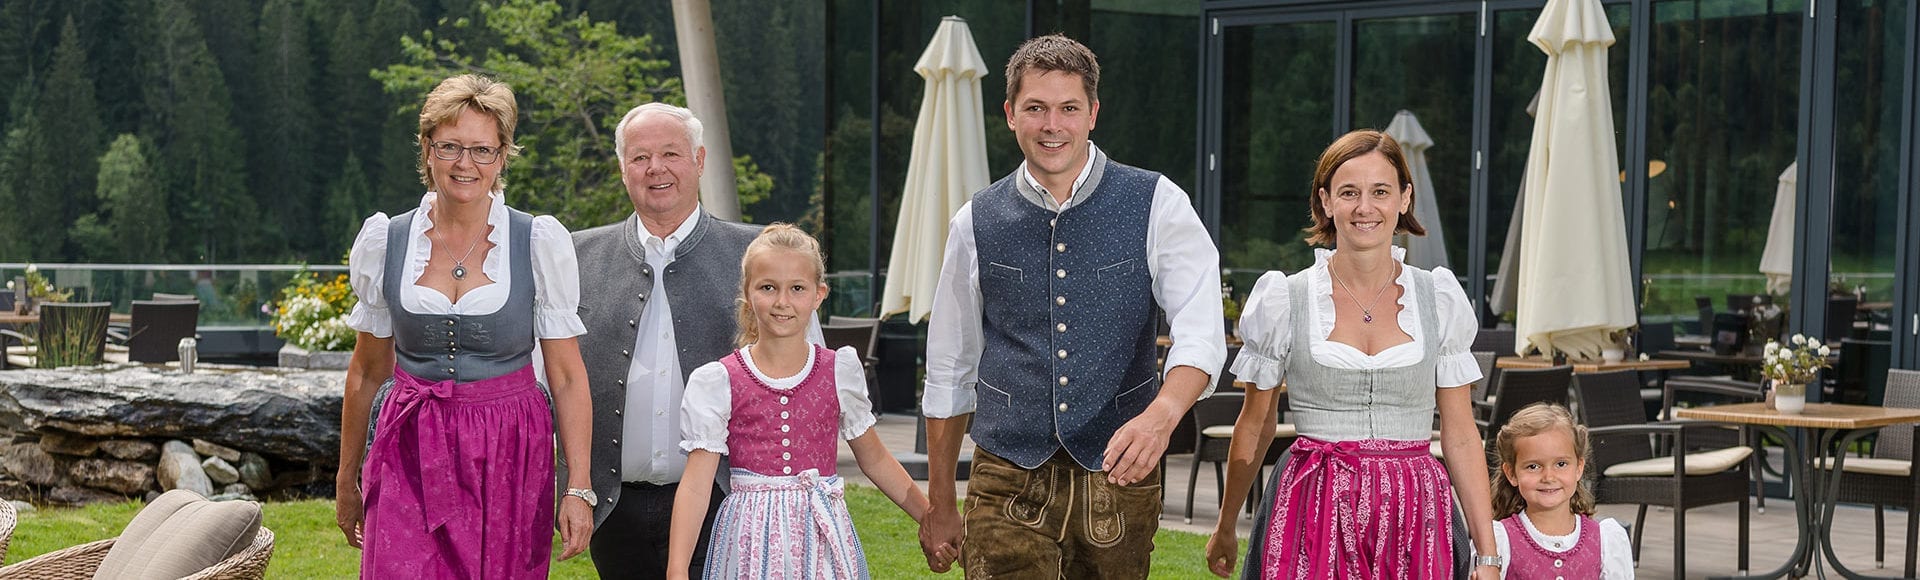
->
xmin=1218 ymin=21 xmax=1336 ymax=282
xmin=1351 ymin=13 xmax=1476 ymax=276
xmin=1830 ymin=0 xmax=1905 ymax=334
xmin=1642 ymin=0 xmax=1800 ymax=330
xmin=1088 ymin=1 xmax=1201 ymax=192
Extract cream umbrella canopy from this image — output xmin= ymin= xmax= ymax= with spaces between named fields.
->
xmin=879 ymin=17 xmax=991 ymax=323
xmin=1385 ymin=110 xmax=1450 ymax=271
xmin=1758 ymin=162 xmax=1797 ymax=295
xmin=1514 ymin=0 xmax=1635 ymax=360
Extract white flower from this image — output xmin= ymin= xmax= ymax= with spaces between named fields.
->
xmin=1765 ymin=342 xmax=1779 ymax=356
xmin=4 ymin=280 xmax=11 ymax=290
xmin=1638 ymin=353 xmax=1650 ymax=361
xmin=1792 ymin=334 xmax=1806 ymax=345
xmin=1818 ymin=345 xmax=1831 ymax=357
xmin=24 ymin=264 xmax=35 ymax=274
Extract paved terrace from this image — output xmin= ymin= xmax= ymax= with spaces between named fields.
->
xmin=840 ymin=413 xmax=1913 ymax=579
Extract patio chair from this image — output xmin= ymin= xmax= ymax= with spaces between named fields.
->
xmin=1828 ymin=338 xmax=1891 ymax=406
xmin=1471 ymin=327 xmax=1516 ymax=356
xmin=1470 ymin=351 xmax=1497 ymax=420
xmin=1 ymin=497 xmax=13 ymax=561
xmin=1824 ymin=296 xmax=1859 ymax=343
xmin=1725 ymin=293 xmax=1768 ymax=315
xmin=1476 ymin=365 xmax=1573 ymax=447
xmin=151 ymin=292 xmax=199 ymax=303
xmin=0 ymin=489 xmax=274 ymax=579
xmin=107 ymin=300 xmax=200 ymax=363
xmin=1184 ymin=389 xmax=1293 ymax=524
xmin=1695 ymin=296 xmax=1716 ymax=335
xmin=822 ymin=317 xmax=881 ymax=407
xmin=1577 ymin=370 xmax=1753 ymax=577
xmin=1815 ymin=368 xmax=1920 ymax=576
xmin=1 ymin=302 xmax=112 ymax=369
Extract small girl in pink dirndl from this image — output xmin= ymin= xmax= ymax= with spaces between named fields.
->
xmin=665 ymin=224 xmax=949 ymax=580
xmin=1490 ymin=403 xmax=1634 ymax=579
xmin=1206 ymin=130 xmax=1504 ymax=579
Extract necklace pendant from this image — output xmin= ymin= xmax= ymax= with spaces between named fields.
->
xmin=1362 ymin=313 xmax=1373 ymax=324
xmin=452 ymin=265 xmax=468 ymax=280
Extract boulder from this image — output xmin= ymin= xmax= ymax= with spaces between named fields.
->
xmin=38 ymin=431 xmax=100 ymax=456
xmin=2 ymin=442 xmax=60 ymax=486
xmin=69 ymin=458 xmax=154 ymax=495
xmin=192 ymin=439 xmax=242 ymax=463
xmin=100 ymin=439 xmax=159 ymax=461
xmin=156 ymin=440 xmax=213 ymax=497
xmin=0 ymin=364 xmax=344 ymax=464
xmin=202 ymin=456 xmax=240 ymax=485
xmin=222 ymin=483 xmax=249 ymax=496
xmin=9 ymin=500 xmax=31 ymax=513
xmin=0 ymin=478 xmax=36 ymax=502
xmin=48 ymin=485 xmax=126 ymax=506
xmin=238 ymin=452 xmax=273 ymax=490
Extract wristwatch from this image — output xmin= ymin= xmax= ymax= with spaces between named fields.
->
xmin=1472 ymin=554 xmax=1506 ymax=569
xmin=565 ymin=487 xmax=598 ymax=507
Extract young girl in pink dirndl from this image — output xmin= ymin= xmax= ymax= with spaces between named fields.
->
xmin=1491 ymin=404 xmax=1634 ymax=579
xmin=334 ymin=75 xmax=595 ymax=578
xmin=1205 ymin=131 xmax=1505 ymax=579
xmin=665 ymin=224 xmax=947 ymax=580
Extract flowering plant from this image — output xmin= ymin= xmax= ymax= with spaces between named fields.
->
xmin=1761 ymin=333 xmax=1832 ymax=386
xmin=271 ymin=270 xmax=358 ymax=351
xmin=21 ymin=264 xmax=73 ymax=303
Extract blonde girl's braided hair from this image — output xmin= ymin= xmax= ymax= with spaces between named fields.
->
xmin=734 ymin=223 xmax=827 ymax=348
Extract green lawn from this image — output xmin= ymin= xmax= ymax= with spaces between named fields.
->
xmin=6 ymin=485 xmax=1242 ymax=578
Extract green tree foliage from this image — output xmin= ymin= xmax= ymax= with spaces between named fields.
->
xmin=324 ymin=153 xmax=375 ymax=257
xmin=253 ymin=0 xmax=319 ymax=256
xmin=0 ymin=116 xmax=47 ymax=259
xmin=374 ymin=0 xmax=769 ymax=229
xmin=142 ymin=0 xmax=256 ymax=263
xmin=0 ymin=18 xmax=103 ymax=262
xmin=73 ymin=134 xmax=167 ymax=262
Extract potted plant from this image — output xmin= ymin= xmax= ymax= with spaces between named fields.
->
xmin=1221 ymin=278 xmax=1241 ymax=338
xmin=1761 ymin=334 xmax=1832 ymax=414
xmin=18 ymin=264 xmax=73 ymax=313
xmin=271 ymin=270 xmax=357 ymax=369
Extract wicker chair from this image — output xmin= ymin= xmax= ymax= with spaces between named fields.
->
xmin=1476 ymin=365 xmax=1573 ymax=445
xmin=1 ymin=499 xmax=14 ymax=562
xmin=1816 ymin=368 xmax=1919 ymax=575
xmin=107 ymin=300 xmax=200 ymax=363
xmin=0 ymin=527 xmax=274 ymax=579
xmin=1576 ymin=370 xmax=1753 ymax=577
xmin=1470 ymin=351 xmax=1497 ymax=420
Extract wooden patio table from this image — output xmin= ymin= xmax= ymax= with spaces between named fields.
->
xmin=1675 ymin=402 xmax=1920 ymax=579
xmin=1495 ymin=354 xmax=1691 ymax=374
xmin=0 ymin=312 xmax=132 ymax=325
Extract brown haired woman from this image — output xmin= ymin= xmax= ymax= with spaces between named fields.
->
xmin=1205 ymin=130 xmax=1501 ymax=579
xmin=333 ymin=74 xmax=594 ymax=577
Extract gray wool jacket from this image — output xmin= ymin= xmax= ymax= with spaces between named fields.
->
xmin=565 ymin=211 xmax=759 ymax=528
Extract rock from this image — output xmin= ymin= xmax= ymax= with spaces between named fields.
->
xmin=207 ymin=491 xmax=257 ymax=502
xmin=0 ymin=478 xmax=36 ymax=502
xmin=48 ymin=485 xmax=127 ymax=506
xmin=192 ymin=439 xmax=242 ymax=463
xmin=279 ymin=344 xmax=352 ymax=370
xmin=69 ymin=458 xmax=154 ymax=494
xmin=100 ymin=439 xmax=159 ymax=461
xmin=156 ymin=440 xmax=213 ymax=497
xmin=202 ymin=456 xmax=239 ymax=485
xmin=0 ymin=364 xmax=345 ymax=464
xmin=10 ymin=500 xmax=32 ymax=513
xmin=2 ymin=442 xmax=60 ymax=486
xmin=237 ymin=452 xmax=273 ymax=490
xmin=222 ymin=483 xmax=249 ymax=495
xmin=39 ymin=431 xmax=100 ymax=456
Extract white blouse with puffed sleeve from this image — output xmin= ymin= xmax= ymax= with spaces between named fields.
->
xmin=679 ymin=346 xmax=877 ymax=455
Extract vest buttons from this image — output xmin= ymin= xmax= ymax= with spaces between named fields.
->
xmin=783 ymin=466 xmax=793 ymax=475
xmin=780 ymin=396 xmax=790 ymax=405
xmin=446 ymin=331 xmax=455 ymax=338
xmin=621 ymin=349 xmax=631 ymax=357
xmin=616 ymin=379 xmax=625 ymax=386
xmin=609 ymin=468 xmax=617 ymax=474
xmin=1554 ymin=560 xmax=1563 ymax=568
xmin=1055 ymin=269 xmax=1066 ymax=278
xmin=780 ymin=411 xmax=790 ymax=420
xmin=1056 ymin=349 xmax=1067 ymax=359
xmin=446 ymin=367 xmax=456 ymax=375
xmin=628 ymin=319 xmax=636 ymax=327
xmin=1056 ymin=323 xmax=1067 ymax=333
xmin=446 ymin=354 xmax=454 ymax=360
xmin=614 ymin=409 xmax=623 ymax=416
xmin=1058 ymin=376 xmax=1069 ymax=386
xmin=782 ymin=438 xmax=790 ymax=447
xmin=1049 ymin=219 xmax=1056 ymax=228
xmin=1055 ymin=296 xmax=1066 ymax=306
xmin=1056 ymin=243 xmax=1066 ymax=253
xmin=638 ymin=294 xmax=648 ymax=301
xmin=611 ymin=438 xmax=619 ymax=446
xmin=781 ymin=424 xmax=791 ymax=433
xmin=782 ymin=452 xmax=791 ymax=460
xmin=1057 ymin=403 xmax=1068 ymax=412
xmin=445 ymin=319 xmax=454 ymax=326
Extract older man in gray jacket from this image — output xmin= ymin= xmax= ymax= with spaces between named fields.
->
xmin=569 ymin=102 xmax=758 ymax=578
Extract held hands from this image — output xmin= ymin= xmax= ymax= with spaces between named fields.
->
xmin=335 ymin=473 xmax=363 ymax=548
xmin=918 ymin=503 xmax=965 ymax=573
xmin=556 ymin=495 xmax=594 ymax=560
xmin=1204 ymin=530 xmax=1239 ymax=577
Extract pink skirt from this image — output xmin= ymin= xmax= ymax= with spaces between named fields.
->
xmin=361 ymin=365 xmax=555 ymax=579
xmin=1259 ymin=437 xmax=1453 ymax=579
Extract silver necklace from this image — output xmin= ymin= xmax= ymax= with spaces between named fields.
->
xmin=432 ymin=227 xmax=484 ymax=280
xmin=1328 ymin=260 xmax=1398 ymax=324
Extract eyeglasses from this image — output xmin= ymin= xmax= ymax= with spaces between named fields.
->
xmin=428 ymin=141 xmax=503 ymax=165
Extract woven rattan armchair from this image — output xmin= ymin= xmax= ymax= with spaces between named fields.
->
xmin=1 ymin=499 xmax=15 ymax=562
xmin=0 ymin=526 xmax=273 ymax=579
xmin=1476 ymin=365 xmax=1573 ymax=446
xmin=1576 ymin=370 xmax=1753 ymax=577
xmin=1816 ymin=368 xmax=1919 ymax=576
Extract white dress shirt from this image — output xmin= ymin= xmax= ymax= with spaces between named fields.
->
xmin=1489 ymin=512 xmax=1636 ymax=579
xmin=1227 ymin=246 xmax=1483 ymax=391
xmin=922 ymin=144 xmax=1226 ymax=419
xmin=345 ymin=191 xmax=586 ymax=339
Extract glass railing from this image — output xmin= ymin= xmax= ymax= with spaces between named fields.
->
xmin=0 ymin=263 xmax=347 ymax=328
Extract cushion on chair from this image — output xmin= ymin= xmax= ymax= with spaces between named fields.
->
xmin=1200 ymin=424 xmax=1296 ymax=439
xmin=92 ymin=489 xmax=263 ymax=580
xmin=1812 ymin=457 xmax=1911 ymax=477
xmin=1602 ymin=446 xmax=1754 ymax=477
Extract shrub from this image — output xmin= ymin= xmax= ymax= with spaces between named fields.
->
xmin=272 ymin=271 xmax=357 ymax=351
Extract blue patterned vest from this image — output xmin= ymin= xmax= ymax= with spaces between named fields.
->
xmin=971 ymin=155 xmax=1161 ymax=471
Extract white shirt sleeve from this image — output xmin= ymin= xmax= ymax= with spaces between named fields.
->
xmin=921 ymin=203 xmax=983 ymax=419
xmin=679 ymin=361 xmax=733 ymax=455
xmin=834 ymin=346 xmax=878 ymax=440
xmin=1229 ymin=271 xmax=1292 ymax=390
xmin=528 ymin=215 xmax=587 ymax=339
xmin=1148 ymin=177 xmax=1227 ymax=396
xmin=1489 ymin=519 xmax=1513 ymax=580
xmin=344 ymin=213 xmax=394 ymax=337
xmin=1599 ymin=518 xmax=1636 ymax=579
xmin=1431 ymin=267 xmax=1484 ymax=388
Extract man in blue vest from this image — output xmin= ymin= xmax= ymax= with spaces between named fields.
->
xmin=918 ymin=34 xmax=1226 ymax=578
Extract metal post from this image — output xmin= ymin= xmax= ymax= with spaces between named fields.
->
xmin=671 ymin=0 xmax=742 ymax=220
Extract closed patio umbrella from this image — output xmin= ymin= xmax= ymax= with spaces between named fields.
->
xmin=1758 ymin=162 xmax=1797 ymax=295
xmin=1385 ymin=110 xmax=1449 ymax=271
xmin=879 ymin=16 xmax=991 ymax=323
xmin=1514 ymin=0 xmax=1635 ymax=360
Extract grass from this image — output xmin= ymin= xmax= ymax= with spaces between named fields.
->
xmin=6 ymin=485 xmax=1242 ymax=578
